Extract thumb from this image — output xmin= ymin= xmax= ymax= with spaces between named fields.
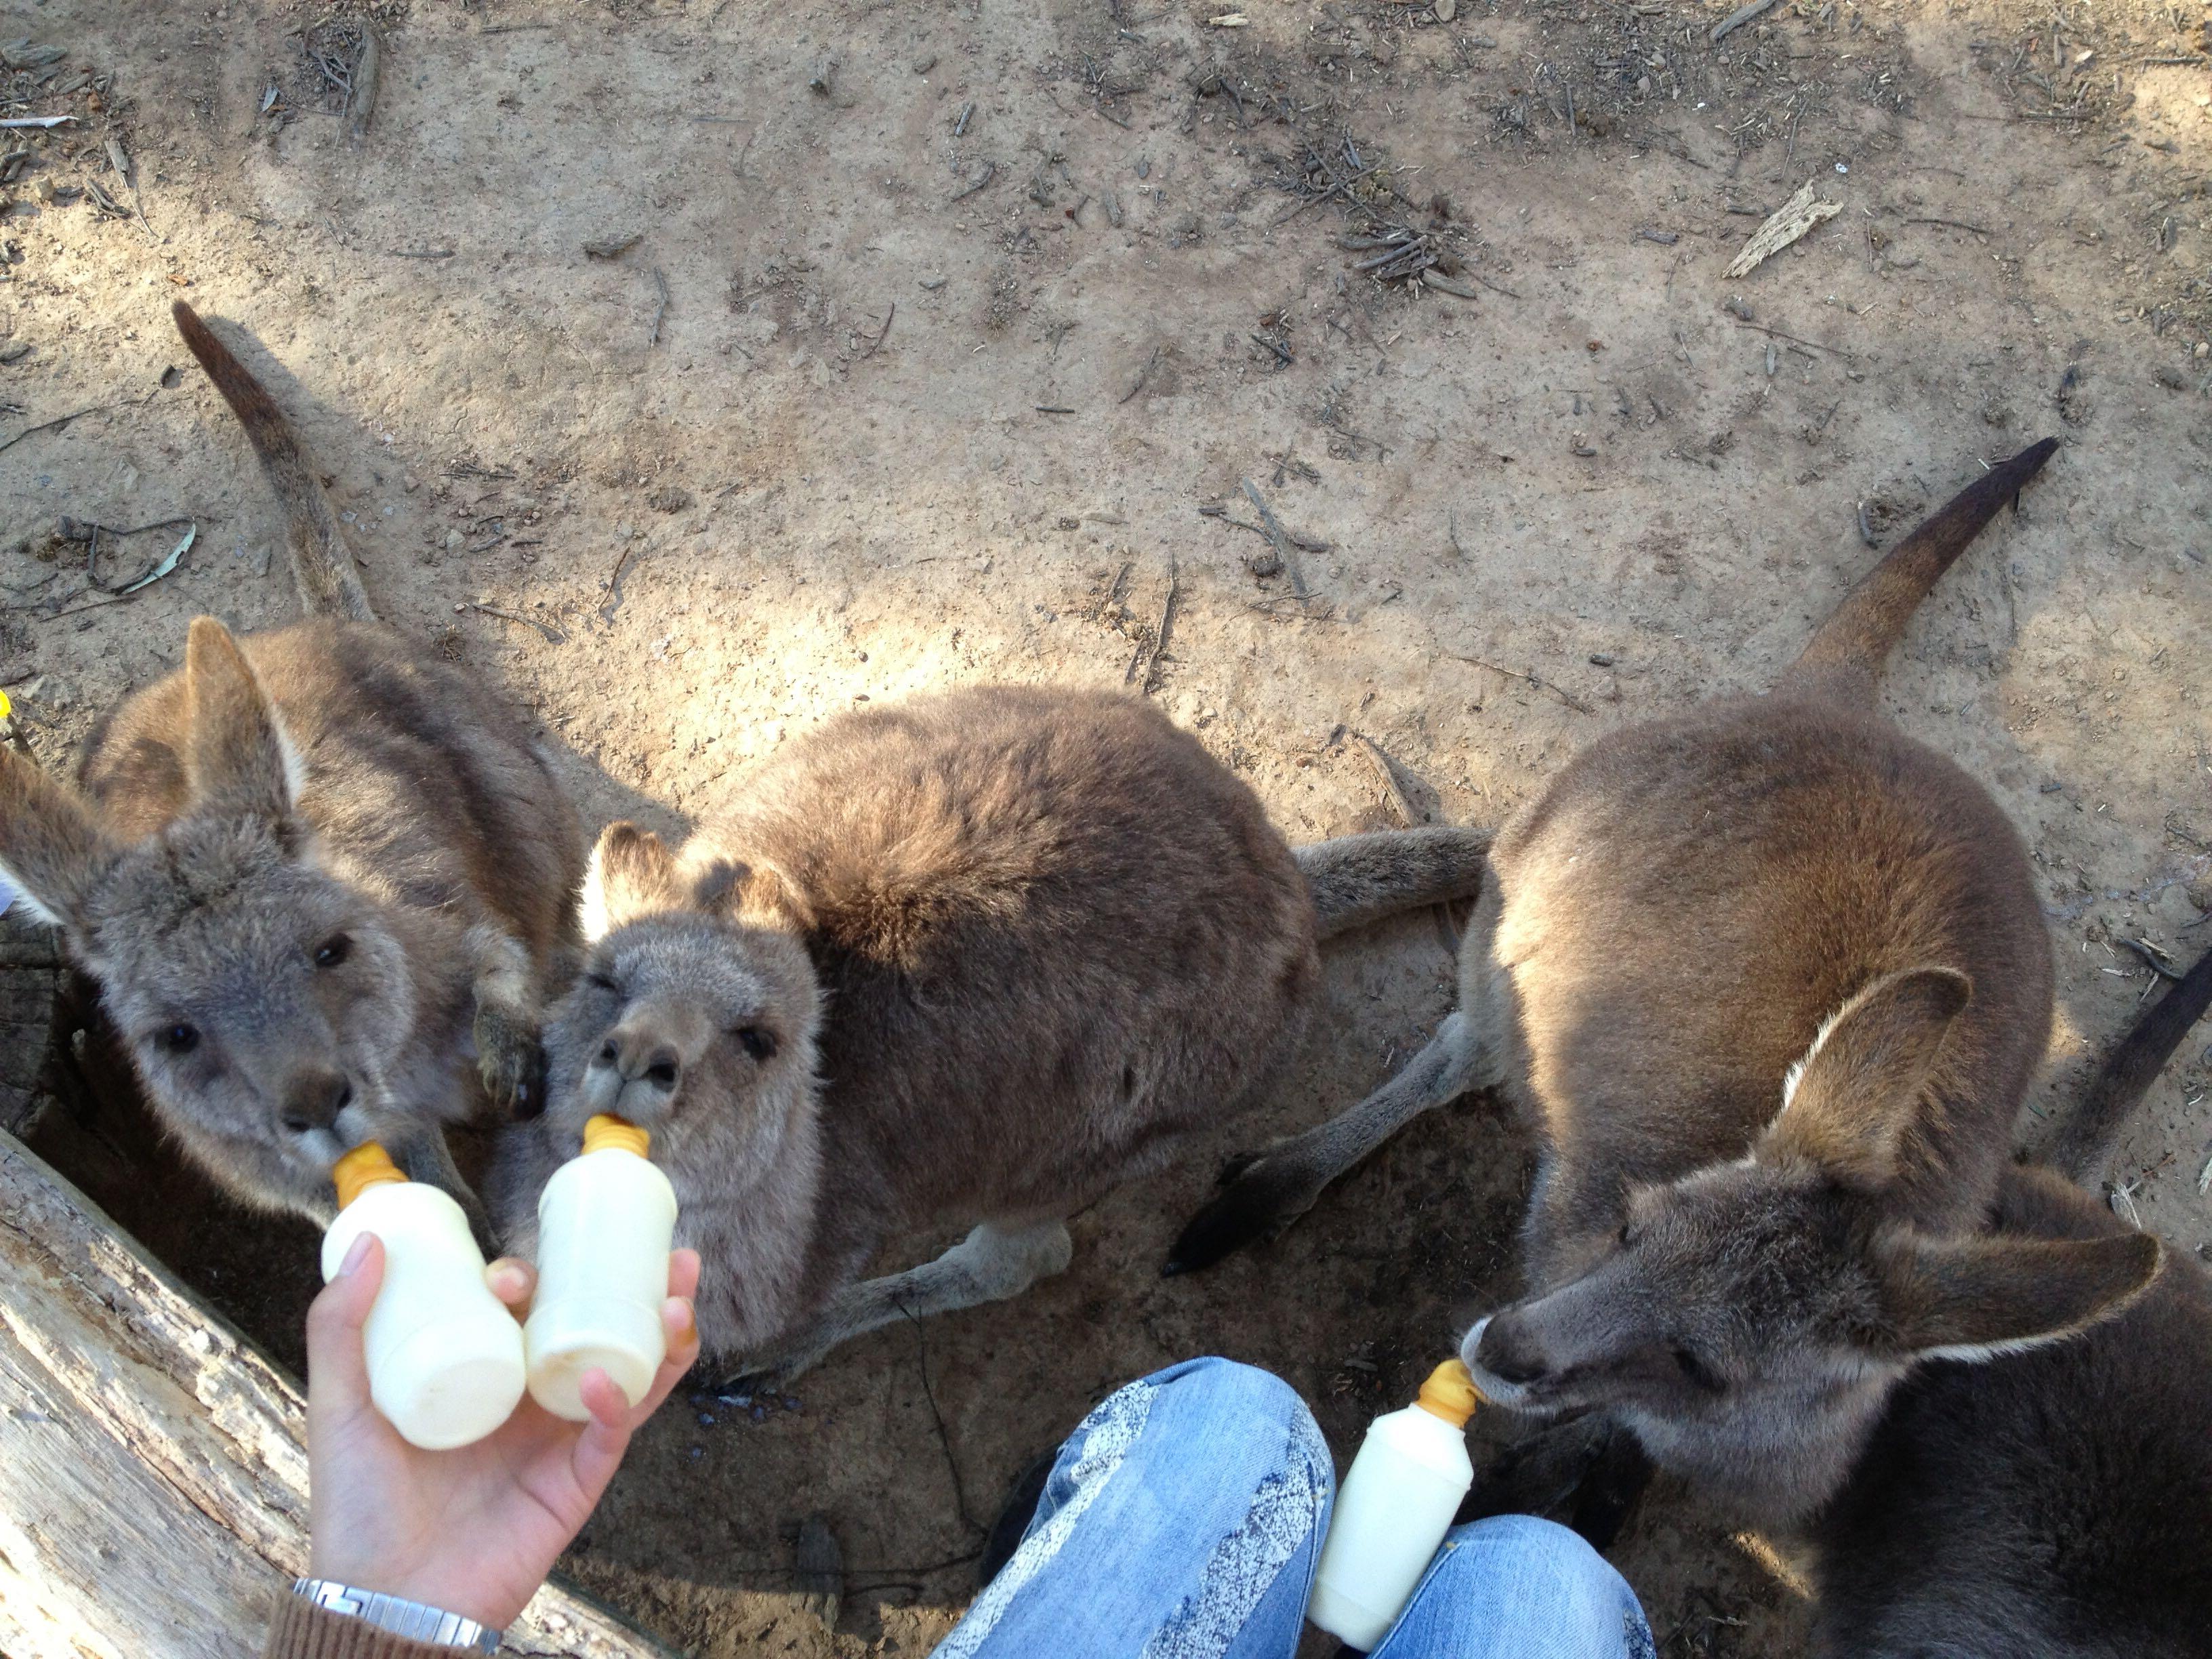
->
xmin=306 ymin=1231 xmax=384 ymax=1416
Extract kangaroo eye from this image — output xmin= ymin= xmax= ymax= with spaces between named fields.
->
xmin=314 ymin=935 xmax=352 ymax=968
xmin=735 ymin=1027 xmax=777 ymax=1062
xmin=1671 ymin=1343 xmax=1727 ymax=1394
xmin=157 ymin=1023 xmax=200 ymax=1055
xmin=587 ymin=971 xmax=620 ymax=994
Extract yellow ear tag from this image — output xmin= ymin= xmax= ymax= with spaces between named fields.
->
xmin=0 ymin=691 xmax=13 ymax=721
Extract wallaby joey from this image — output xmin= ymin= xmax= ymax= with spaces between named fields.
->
xmin=490 ymin=686 xmax=1488 ymax=1376
xmin=0 ymin=304 xmax=583 ymax=1223
xmin=1170 ymin=438 xmax=2148 ymax=1527
xmin=1803 ymin=945 xmax=2209 ymax=1658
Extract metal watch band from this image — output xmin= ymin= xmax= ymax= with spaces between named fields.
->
xmin=293 ymin=1578 xmax=502 ymax=1654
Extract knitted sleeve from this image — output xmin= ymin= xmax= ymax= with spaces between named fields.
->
xmin=263 ymin=1591 xmax=477 ymax=1659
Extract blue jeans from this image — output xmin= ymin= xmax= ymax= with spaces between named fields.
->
xmin=933 ymin=1357 xmax=1655 ymax=1659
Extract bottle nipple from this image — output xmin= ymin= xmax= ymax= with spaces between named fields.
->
xmin=583 ymin=1113 xmax=651 ymax=1157
xmin=333 ymin=1141 xmax=406 ymax=1209
xmin=1414 ymin=1358 xmax=1483 ymax=1427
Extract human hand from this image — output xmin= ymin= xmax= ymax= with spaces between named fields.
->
xmin=304 ymin=1235 xmax=702 ymax=1630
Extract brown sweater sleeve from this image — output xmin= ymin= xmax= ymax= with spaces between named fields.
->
xmin=264 ymin=1590 xmax=478 ymax=1659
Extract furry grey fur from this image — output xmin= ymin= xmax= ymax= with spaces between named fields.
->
xmin=0 ymin=306 xmax=583 ymax=1222
xmin=490 ymin=686 xmax=1487 ymax=1372
xmin=1801 ymin=945 xmax=2212 ymax=1656
xmin=1168 ymin=439 xmax=2161 ymax=1528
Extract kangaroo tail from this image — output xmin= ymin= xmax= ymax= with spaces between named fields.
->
xmin=2047 ymin=943 xmax=2212 ymax=1187
xmin=171 ymin=302 xmax=375 ymax=623
xmin=1777 ymin=437 xmax=2057 ymax=705
xmin=1298 ymin=826 xmax=1492 ymax=941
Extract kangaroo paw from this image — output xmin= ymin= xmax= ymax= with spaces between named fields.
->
xmin=1162 ymin=1153 xmax=1322 ymax=1276
xmin=1214 ymin=1148 xmax=1264 ymax=1188
xmin=474 ymin=1002 xmax=548 ymax=1120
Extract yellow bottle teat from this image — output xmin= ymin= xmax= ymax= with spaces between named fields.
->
xmin=583 ymin=1113 xmax=651 ymax=1158
xmin=333 ymin=1141 xmax=406 ymax=1209
xmin=1414 ymin=1358 xmax=1483 ymax=1427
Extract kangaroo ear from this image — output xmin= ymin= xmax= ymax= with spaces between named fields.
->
xmin=1760 ymin=966 xmax=1971 ymax=1185
xmin=183 ymin=617 xmax=301 ymax=819
xmin=0 ymin=745 xmax=117 ymax=937
xmin=688 ymin=851 xmax=809 ymax=930
xmin=1880 ymin=1228 xmax=2162 ymax=1362
xmin=579 ymin=822 xmax=690 ymax=940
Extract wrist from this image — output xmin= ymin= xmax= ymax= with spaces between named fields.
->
xmin=293 ymin=1579 xmax=504 ymax=1654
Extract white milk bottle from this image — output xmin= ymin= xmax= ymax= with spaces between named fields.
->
xmin=524 ymin=1113 xmax=679 ymax=1420
xmin=1307 ymin=1359 xmax=1482 ymax=1650
xmin=320 ymin=1141 xmax=528 ymax=1450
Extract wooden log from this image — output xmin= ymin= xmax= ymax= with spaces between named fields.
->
xmin=0 ymin=1128 xmax=672 ymax=1659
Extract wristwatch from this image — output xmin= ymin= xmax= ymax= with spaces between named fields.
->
xmin=293 ymin=1578 xmax=504 ymax=1654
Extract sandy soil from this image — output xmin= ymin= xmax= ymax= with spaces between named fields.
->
xmin=4 ymin=0 xmax=2209 ymax=1652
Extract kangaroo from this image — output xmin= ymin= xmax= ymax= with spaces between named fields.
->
xmin=1168 ymin=438 xmax=2144 ymax=1527
xmin=0 ymin=303 xmax=583 ymax=1223
xmin=1803 ymin=945 xmax=2211 ymax=1658
xmin=489 ymin=685 xmax=1488 ymax=1376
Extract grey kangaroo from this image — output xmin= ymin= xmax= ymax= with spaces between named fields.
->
xmin=1804 ymin=944 xmax=2211 ymax=1658
xmin=490 ymin=686 xmax=1488 ymax=1376
xmin=1172 ymin=438 xmax=2160 ymax=1526
xmin=0 ymin=303 xmax=582 ymax=1222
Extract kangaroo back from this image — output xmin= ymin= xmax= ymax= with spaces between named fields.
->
xmin=171 ymin=301 xmax=375 ymax=623
xmin=2046 ymin=943 xmax=2212 ymax=1185
xmin=1778 ymin=437 xmax=2057 ymax=704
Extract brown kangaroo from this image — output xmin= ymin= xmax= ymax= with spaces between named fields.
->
xmin=0 ymin=304 xmax=582 ymax=1223
xmin=1170 ymin=438 xmax=2161 ymax=1527
xmin=1803 ymin=945 xmax=2211 ymax=1657
xmin=489 ymin=687 xmax=1489 ymax=1377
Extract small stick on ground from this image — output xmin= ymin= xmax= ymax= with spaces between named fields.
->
xmin=859 ymin=302 xmax=895 ymax=359
xmin=1732 ymin=321 xmax=1850 ymax=359
xmin=1709 ymin=0 xmax=1782 ymax=44
xmin=1126 ymin=559 xmax=1180 ymax=692
xmin=1273 ymin=163 xmax=1382 ymax=224
xmin=1856 ymin=500 xmax=1877 ymax=548
xmin=1241 ymin=478 xmax=1309 ymax=597
xmin=2117 ymin=937 xmax=2185 ymax=981
xmin=649 ymin=267 xmax=671 ymax=346
xmin=949 ymin=161 xmax=996 ymax=203
xmin=1119 ymin=345 xmax=1161 ymax=404
xmin=0 ymin=394 xmax=149 ymax=456
xmin=346 ymin=23 xmax=383 ymax=145
xmin=468 ymin=602 xmax=565 ymax=643
xmin=1448 ymin=653 xmax=1595 ymax=715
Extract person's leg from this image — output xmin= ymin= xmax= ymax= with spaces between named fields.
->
xmin=1368 ymin=1515 xmax=1655 ymax=1659
xmin=933 ymin=1357 xmax=1334 ymax=1659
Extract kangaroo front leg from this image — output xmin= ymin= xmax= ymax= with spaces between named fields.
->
xmin=1165 ymin=1012 xmax=1488 ymax=1276
xmin=466 ymin=922 xmax=548 ymax=1119
xmin=732 ymin=1219 xmax=1074 ymax=1387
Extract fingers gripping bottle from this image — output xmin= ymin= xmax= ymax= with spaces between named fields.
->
xmin=524 ymin=1114 xmax=679 ymax=1420
xmin=1307 ymin=1359 xmax=1483 ymax=1651
xmin=320 ymin=1143 xmax=529 ymax=1450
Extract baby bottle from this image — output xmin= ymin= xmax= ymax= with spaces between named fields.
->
xmin=320 ymin=1142 xmax=528 ymax=1450
xmin=1307 ymin=1358 xmax=1483 ymax=1650
xmin=523 ymin=1113 xmax=679 ymax=1420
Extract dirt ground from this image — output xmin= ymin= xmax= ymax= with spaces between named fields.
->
xmin=3 ymin=0 xmax=2209 ymax=1652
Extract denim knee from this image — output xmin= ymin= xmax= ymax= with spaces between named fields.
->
xmin=1382 ymin=1515 xmax=1652 ymax=1659
xmin=1142 ymin=1356 xmax=1317 ymax=1435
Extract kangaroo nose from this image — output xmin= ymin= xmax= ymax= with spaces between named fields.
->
xmin=600 ymin=1029 xmax=681 ymax=1091
xmin=1475 ymin=1316 xmax=1550 ymax=1387
xmin=279 ymin=1067 xmax=353 ymax=1134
